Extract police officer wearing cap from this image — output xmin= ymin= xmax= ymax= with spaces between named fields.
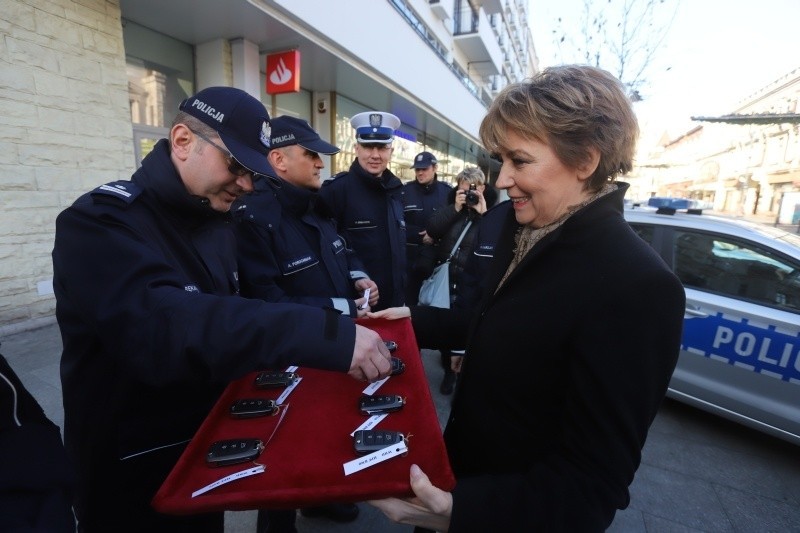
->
xmin=402 ymin=151 xmax=452 ymax=305
xmin=235 ymin=115 xmax=372 ymax=531
xmin=52 ymin=88 xmax=391 ymax=532
xmin=234 ymin=116 xmax=379 ymax=319
xmin=318 ymin=111 xmax=407 ymax=311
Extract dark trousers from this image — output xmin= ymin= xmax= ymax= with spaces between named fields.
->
xmin=257 ymin=509 xmax=296 ymax=533
xmin=74 ymin=445 xmax=223 ymax=533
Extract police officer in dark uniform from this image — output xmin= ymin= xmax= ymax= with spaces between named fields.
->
xmin=402 ymin=151 xmax=452 ymax=305
xmin=234 ymin=115 xmax=379 ymax=319
xmin=234 ymin=115 xmax=378 ymax=531
xmin=317 ymin=111 xmax=407 ymax=311
xmin=52 ymin=87 xmax=391 ymax=533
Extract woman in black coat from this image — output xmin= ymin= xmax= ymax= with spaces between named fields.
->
xmin=423 ymin=166 xmax=498 ymax=394
xmin=368 ymin=65 xmax=686 ymax=531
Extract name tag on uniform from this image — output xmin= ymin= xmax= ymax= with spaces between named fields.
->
xmin=349 ymin=220 xmax=376 ymax=230
xmin=281 ymin=255 xmax=319 ymax=275
xmin=474 ymin=243 xmax=495 ymax=257
xmin=331 ymin=238 xmax=345 ymax=254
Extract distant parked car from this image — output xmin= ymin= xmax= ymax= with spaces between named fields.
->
xmin=624 ymin=206 xmax=800 ymax=445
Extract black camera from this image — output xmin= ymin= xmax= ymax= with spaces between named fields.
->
xmin=465 ymin=183 xmax=479 ymax=206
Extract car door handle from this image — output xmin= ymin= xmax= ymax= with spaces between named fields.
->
xmin=685 ymin=306 xmax=708 ymax=318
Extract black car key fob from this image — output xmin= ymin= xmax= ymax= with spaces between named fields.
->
xmin=206 ymin=438 xmax=264 ymax=467
xmin=353 ymin=430 xmax=405 ymax=455
xmin=254 ymin=371 xmax=297 ymax=389
xmin=359 ymin=394 xmax=405 ymax=415
xmin=390 ymin=356 xmax=405 ymax=376
xmin=384 ymin=340 xmax=398 ymax=352
xmin=229 ymin=398 xmax=278 ymax=419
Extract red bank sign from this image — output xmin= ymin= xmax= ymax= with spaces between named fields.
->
xmin=265 ymin=50 xmax=300 ymax=94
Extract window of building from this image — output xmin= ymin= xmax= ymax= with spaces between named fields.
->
xmin=123 ymin=20 xmax=194 ymax=165
xmin=269 ymin=89 xmax=312 ymax=122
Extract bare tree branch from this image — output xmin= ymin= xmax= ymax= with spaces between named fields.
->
xmin=549 ymin=0 xmax=679 ymax=101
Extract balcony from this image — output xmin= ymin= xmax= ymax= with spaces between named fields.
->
xmin=453 ymin=1 xmax=503 ymax=76
xmin=429 ymin=0 xmax=453 ymax=20
xmin=481 ymin=0 xmax=503 ymax=14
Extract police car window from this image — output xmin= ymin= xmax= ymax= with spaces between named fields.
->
xmin=674 ymin=230 xmax=800 ymax=311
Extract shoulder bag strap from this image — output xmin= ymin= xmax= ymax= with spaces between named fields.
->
xmin=445 ymin=220 xmax=473 ymax=262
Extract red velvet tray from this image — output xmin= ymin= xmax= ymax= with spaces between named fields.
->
xmin=152 ymin=317 xmax=455 ymax=514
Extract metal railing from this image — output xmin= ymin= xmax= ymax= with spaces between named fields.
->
xmin=387 ymin=0 xmax=487 ymax=106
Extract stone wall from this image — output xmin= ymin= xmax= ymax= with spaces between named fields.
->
xmin=0 ymin=0 xmax=133 ymax=335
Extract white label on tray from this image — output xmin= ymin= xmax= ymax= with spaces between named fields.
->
xmin=191 ymin=465 xmax=266 ymax=498
xmin=350 ymin=414 xmax=387 ymax=436
xmin=342 ymin=440 xmax=408 ymax=476
xmin=361 ymin=375 xmax=389 ymax=395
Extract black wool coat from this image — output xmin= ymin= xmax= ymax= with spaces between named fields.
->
xmin=413 ymin=183 xmax=685 ymax=531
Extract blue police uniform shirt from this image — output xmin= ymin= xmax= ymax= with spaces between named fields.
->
xmin=453 ymin=199 xmax=512 ymax=310
xmin=234 ymin=178 xmax=367 ymax=316
xmin=401 ymin=179 xmax=453 ymax=246
xmin=318 ymin=159 xmax=407 ymax=310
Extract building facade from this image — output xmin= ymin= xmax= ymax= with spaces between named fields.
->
xmin=0 ymin=0 xmax=536 ymax=334
xmin=633 ymin=68 xmax=800 ymax=222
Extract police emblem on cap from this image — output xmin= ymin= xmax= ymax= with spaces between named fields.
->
xmin=369 ymin=113 xmax=383 ymax=128
xmin=416 ymin=155 xmax=423 ymax=161
xmin=260 ymin=121 xmax=271 ymax=149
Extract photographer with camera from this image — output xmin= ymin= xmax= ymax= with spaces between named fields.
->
xmin=423 ymin=167 xmax=497 ymax=394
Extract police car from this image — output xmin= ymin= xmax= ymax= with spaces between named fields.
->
xmin=624 ymin=204 xmax=800 ymax=445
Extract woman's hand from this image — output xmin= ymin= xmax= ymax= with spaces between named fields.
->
xmin=454 ymin=188 xmax=467 ymax=212
xmin=366 ymin=306 xmax=411 ymax=321
xmin=473 ymin=189 xmax=488 ymax=215
xmin=368 ymin=464 xmax=453 ymax=532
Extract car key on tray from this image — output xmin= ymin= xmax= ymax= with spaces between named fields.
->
xmin=359 ymin=394 xmax=405 ymax=415
xmin=353 ymin=429 xmax=406 ymax=455
xmin=206 ymin=438 xmax=264 ymax=467
xmin=229 ymin=398 xmax=278 ymax=419
xmin=390 ymin=356 xmax=405 ymax=376
xmin=254 ymin=370 xmax=297 ymax=389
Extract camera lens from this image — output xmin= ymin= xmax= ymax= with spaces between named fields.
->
xmin=465 ymin=190 xmax=479 ymax=206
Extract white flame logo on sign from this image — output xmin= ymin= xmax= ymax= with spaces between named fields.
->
xmin=269 ymin=58 xmax=292 ymax=85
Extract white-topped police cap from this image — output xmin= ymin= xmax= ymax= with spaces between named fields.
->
xmin=351 ymin=111 xmax=401 ymax=144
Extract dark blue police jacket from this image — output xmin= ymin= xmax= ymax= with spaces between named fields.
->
xmin=318 ymin=159 xmax=407 ymax=310
xmin=234 ymin=178 xmax=368 ymax=316
xmin=52 ymin=139 xmax=357 ymax=485
xmin=401 ymin=178 xmax=452 ymax=246
xmin=453 ymin=199 xmax=511 ymax=310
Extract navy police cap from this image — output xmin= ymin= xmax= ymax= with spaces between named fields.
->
xmin=179 ymin=86 xmax=275 ymax=177
xmin=269 ymin=116 xmax=339 ymax=155
xmin=411 ymin=151 xmax=438 ymax=169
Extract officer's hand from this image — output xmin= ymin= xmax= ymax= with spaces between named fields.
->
xmin=451 ymin=355 xmax=464 ymax=373
xmin=349 ymin=325 xmax=391 ymax=382
xmin=354 ymin=298 xmax=370 ymax=318
xmin=420 ymin=230 xmax=434 ymax=245
xmin=355 ymin=278 xmax=380 ymax=307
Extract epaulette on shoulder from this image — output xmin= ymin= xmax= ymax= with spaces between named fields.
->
xmin=322 ymin=171 xmax=348 ymax=186
xmin=90 ymin=181 xmax=142 ymax=205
